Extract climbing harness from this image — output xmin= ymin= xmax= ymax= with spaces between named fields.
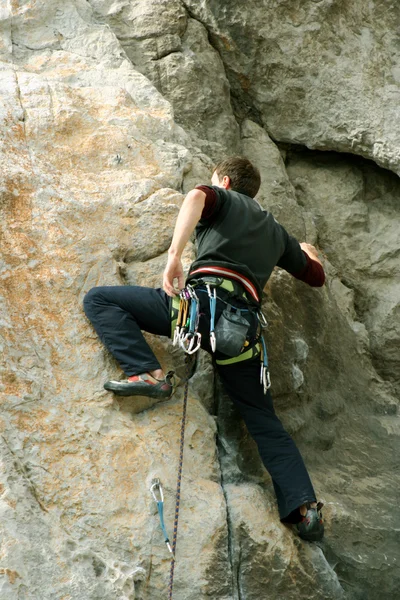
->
xmin=150 ymin=479 xmax=174 ymax=557
xmin=172 ymin=276 xmax=271 ymax=394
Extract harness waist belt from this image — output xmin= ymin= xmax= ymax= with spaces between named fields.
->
xmin=188 ymin=276 xmax=248 ymax=300
xmin=188 ymin=266 xmax=260 ymax=303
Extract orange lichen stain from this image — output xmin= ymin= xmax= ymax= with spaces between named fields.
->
xmin=5 ymin=496 xmax=17 ymax=510
xmin=1 ymin=225 xmax=35 ymax=250
xmin=220 ymin=34 xmax=233 ymax=51
xmin=3 ymin=114 xmax=32 ymax=167
xmin=1 ymin=176 xmax=34 ymax=224
xmin=0 ymin=372 xmax=32 ymax=397
xmin=0 ymin=569 xmax=21 ymax=585
xmin=54 ymin=110 xmax=93 ymax=142
xmin=111 ymin=440 xmax=138 ymax=463
xmin=238 ymin=72 xmax=252 ymax=92
xmin=15 ymin=409 xmax=59 ymax=435
xmin=10 ymin=122 xmax=26 ymax=143
xmin=0 ymin=261 xmax=77 ymax=367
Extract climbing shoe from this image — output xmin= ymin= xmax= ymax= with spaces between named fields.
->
xmin=296 ymin=502 xmax=324 ymax=542
xmin=104 ymin=371 xmax=174 ymax=399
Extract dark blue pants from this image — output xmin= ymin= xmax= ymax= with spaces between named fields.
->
xmin=83 ymin=285 xmax=316 ymax=522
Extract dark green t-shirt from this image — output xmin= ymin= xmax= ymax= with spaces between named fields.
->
xmin=189 ymin=186 xmax=306 ymax=299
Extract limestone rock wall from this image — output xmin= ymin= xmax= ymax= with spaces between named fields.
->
xmin=182 ymin=0 xmax=400 ymax=174
xmin=89 ymin=0 xmax=240 ymax=160
xmin=285 ymin=151 xmax=400 ymax=393
xmin=1 ymin=2 xmax=399 ymax=599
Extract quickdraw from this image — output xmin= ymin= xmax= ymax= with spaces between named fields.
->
xmin=206 ymin=284 xmax=217 ymax=352
xmin=260 ymin=333 xmax=271 ymax=394
xmin=258 ymin=310 xmax=271 ymax=394
xmin=150 ymin=478 xmax=174 ymax=557
xmin=173 ymin=284 xmax=202 ymax=355
xmin=181 ymin=286 xmax=201 ymax=354
xmin=173 ymin=294 xmax=185 ymax=346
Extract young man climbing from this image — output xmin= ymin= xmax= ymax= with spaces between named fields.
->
xmin=83 ymin=157 xmax=325 ymax=542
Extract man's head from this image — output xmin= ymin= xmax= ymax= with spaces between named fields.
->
xmin=212 ymin=156 xmax=261 ymax=198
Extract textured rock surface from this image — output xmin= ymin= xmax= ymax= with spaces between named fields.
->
xmin=224 ymin=484 xmax=345 ymax=600
xmin=1 ymin=1 xmax=399 ymax=599
xmin=286 ymin=151 xmax=400 ymax=393
xmin=89 ymin=0 xmax=240 ymax=160
xmin=217 ymin=266 xmax=400 ymax=600
xmin=1 ymin=2 xmax=227 ymax=598
xmin=183 ymin=0 xmax=400 ymax=174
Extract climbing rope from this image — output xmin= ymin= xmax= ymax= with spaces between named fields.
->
xmin=168 ymin=355 xmax=193 ymax=599
xmin=164 ymin=281 xmax=268 ymax=596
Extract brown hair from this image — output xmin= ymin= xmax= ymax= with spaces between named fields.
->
xmin=214 ymin=156 xmax=261 ymax=198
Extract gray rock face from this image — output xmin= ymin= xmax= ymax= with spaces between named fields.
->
xmin=89 ymin=0 xmax=240 ymax=160
xmin=241 ymin=119 xmax=306 ymax=239
xmin=183 ymin=0 xmax=400 ymax=174
xmin=286 ymin=151 xmax=400 ymax=393
xmin=225 ymin=483 xmax=345 ymax=600
xmin=1 ymin=1 xmax=399 ymax=599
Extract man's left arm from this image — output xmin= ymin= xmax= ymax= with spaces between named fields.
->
xmin=294 ymin=242 xmax=325 ymax=287
xmin=276 ymin=226 xmax=325 ymax=287
xmin=163 ymin=188 xmax=206 ymax=297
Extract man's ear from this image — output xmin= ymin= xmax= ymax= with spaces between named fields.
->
xmin=222 ymin=175 xmax=231 ymax=189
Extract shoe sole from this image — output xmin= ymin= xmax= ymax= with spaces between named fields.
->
xmin=298 ymin=528 xmax=324 ymax=542
xmin=104 ymin=381 xmax=172 ymax=399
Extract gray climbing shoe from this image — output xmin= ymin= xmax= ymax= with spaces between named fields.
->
xmin=296 ymin=502 xmax=324 ymax=542
xmin=104 ymin=371 xmax=174 ymax=398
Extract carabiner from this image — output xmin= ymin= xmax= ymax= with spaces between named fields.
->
xmin=210 ymin=330 xmax=216 ymax=353
xmin=187 ymin=332 xmax=202 ymax=354
xmin=260 ymin=365 xmax=271 ymax=394
xmin=258 ymin=310 xmax=269 ymax=329
xmin=150 ymin=478 xmax=164 ymax=503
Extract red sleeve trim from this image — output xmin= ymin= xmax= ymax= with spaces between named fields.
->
xmin=293 ymin=251 xmax=325 ymax=287
xmin=196 ymin=185 xmax=218 ymax=220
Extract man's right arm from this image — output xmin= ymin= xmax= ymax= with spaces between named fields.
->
xmin=163 ymin=188 xmax=206 ymax=297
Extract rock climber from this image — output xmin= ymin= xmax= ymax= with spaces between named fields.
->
xmin=83 ymin=156 xmax=325 ymax=542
